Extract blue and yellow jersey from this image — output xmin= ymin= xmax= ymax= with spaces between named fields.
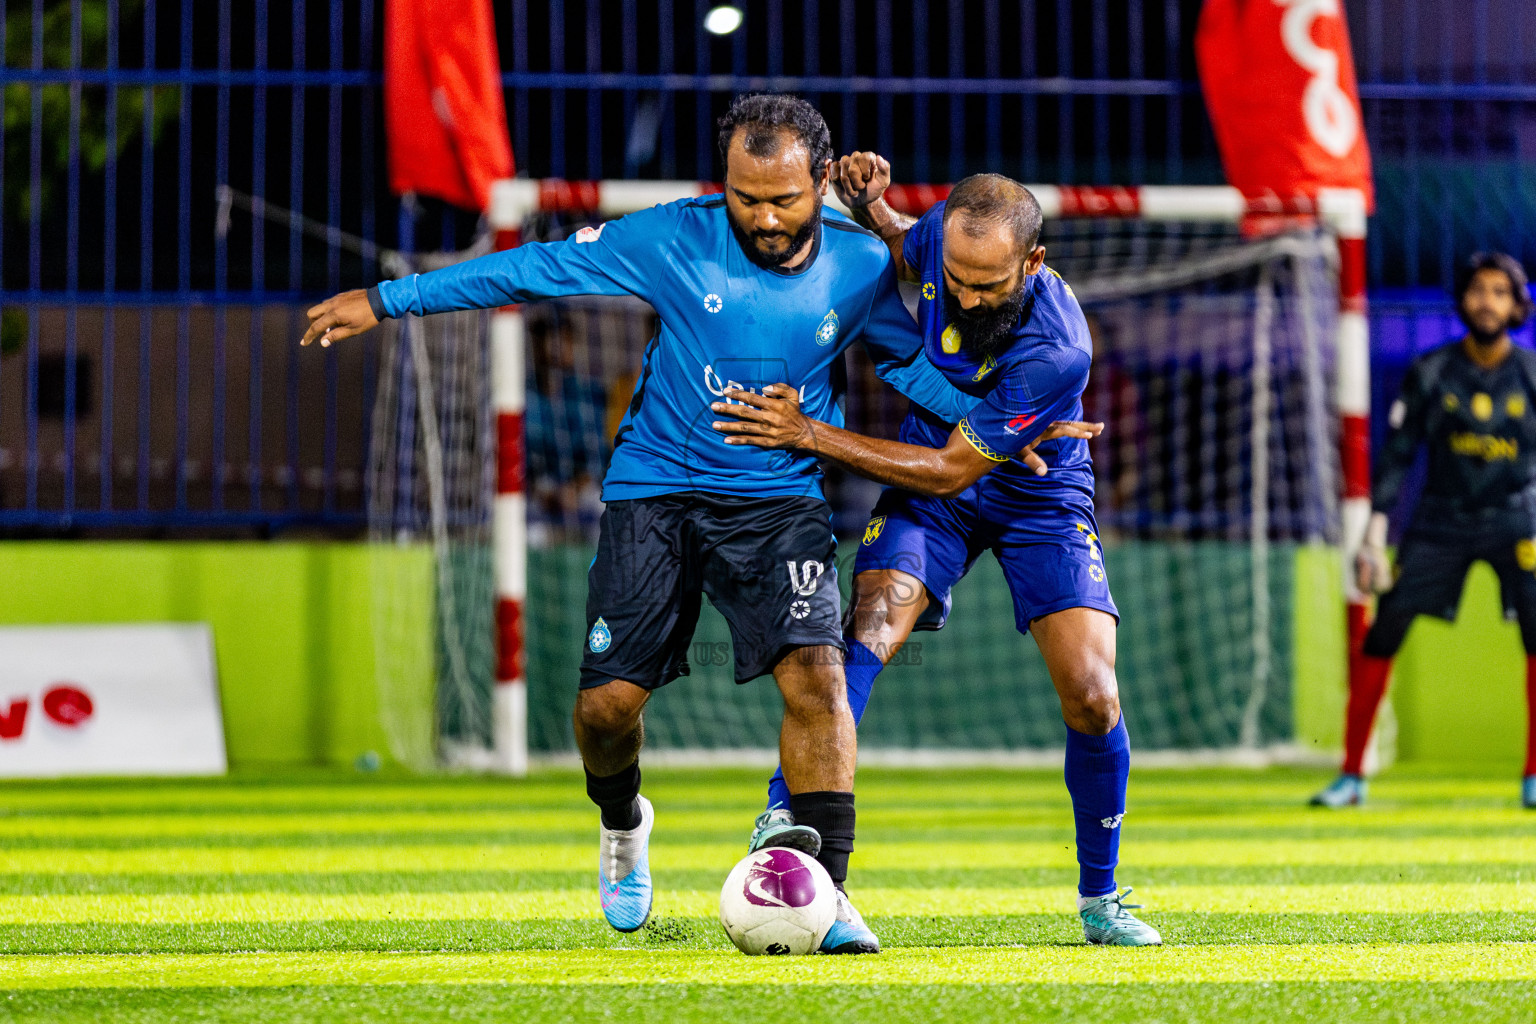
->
xmin=900 ymin=201 xmax=1095 ymax=489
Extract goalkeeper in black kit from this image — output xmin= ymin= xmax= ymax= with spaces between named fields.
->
xmin=1313 ymin=252 xmax=1536 ymax=809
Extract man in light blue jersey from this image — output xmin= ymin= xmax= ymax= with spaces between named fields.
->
xmin=714 ymin=156 xmax=1161 ymax=946
xmin=302 ymin=96 xmax=1002 ymax=953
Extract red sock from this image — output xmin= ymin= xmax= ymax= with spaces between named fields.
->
xmin=1525 ymin=657 xmax=1536 ymax=778
xmin=1342 ymin=654 xmax=1393 ymax=776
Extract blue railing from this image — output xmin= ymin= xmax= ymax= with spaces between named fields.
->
xmin=0 ymin=0 xmax=1529 ymax=532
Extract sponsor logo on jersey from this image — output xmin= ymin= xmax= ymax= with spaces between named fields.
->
xmin=786 ymin=560 xmax=825 ymax=596
xmin=1004 ymin=413 xmax=1038 ymax=436
xmin=815 ymin=308 xmax=840 ymax=346
xmin=941 ymin=324 xmax=962 ymax=354
xmin=922 ymin=281 xmax=936 ymax=301
xmin=1090 ymin=564 xmax=1105 ymax=583
xmin=1472 ymin=392 xmax=1494 ymax=421
xmin=574 ymin=223 xmax=605 ymax=244
xmin=1449 ymin=431 xmax=1518 ymax=462
xmin=587 ymin=617 xmax=612 ymax=653
xmin=1508 ymin=394 xmax=1527 ymax=418
xmin=1518 ymin=539 xmax=1536 ymax=573
xmin=971 ymin=354 xmax=997 ymax=382
xmin=703 ymin=364 xmax=804 ymax=405
xmin=703 ymin=293 xmax=723 ymax=313
xmin=862 ymin=516 xmax=886 ymax=546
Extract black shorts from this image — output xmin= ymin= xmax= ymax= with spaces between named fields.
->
xmin=579 ymin=492 xmax=843 ymax=689
xmin=1377 ymin=529 xmax=1536 ymax=630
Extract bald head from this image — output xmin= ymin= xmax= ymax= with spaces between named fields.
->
xmin=942 ymin=174 xmax=1042 ymax=254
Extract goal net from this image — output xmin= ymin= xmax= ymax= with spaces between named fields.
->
xmin=368 ymin=245 xmax=498 ymax=772
xmin=368 ymin=187 xmax=1352 ymax=767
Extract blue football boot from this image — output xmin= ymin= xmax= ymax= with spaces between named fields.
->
xmin=1079 ymin=887 xmax=1162 ymax=946
xmin=747 ymin=808 xmax=821 ymax=857
xmin=1309 ymin=773 xmax=1367 ymax=808
xmin=820 ymin=887 xmax=881 ymax=954
xmin=597 ymin=794 xmax=654 ymax=932
xmin=1523 ymin=775 xmax=1536 ymax=809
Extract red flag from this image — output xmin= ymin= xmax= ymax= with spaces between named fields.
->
xmin=1196 ymin=0 xmax=1373 ymax=211
xmin=385 ymin=0 xmax=514 ymax=212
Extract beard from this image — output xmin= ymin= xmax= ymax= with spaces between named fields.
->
xmin=943 ymin=277 xmax=1029 ymax=360
xmin=1464 ymin=309 xmax=1509 ymax=345
xmin=730 ymin=198 xmax=822 ymax=270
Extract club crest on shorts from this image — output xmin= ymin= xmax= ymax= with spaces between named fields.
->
xmin=862 ymin=516 xmax=886 ymax=546
xmin=587 ymin=617 xmax=612 ymax=653
xmin=786 ymin=560 xmax=824 ymax=596
xmin=816 ymin=308 xmax=840 ymax=346
xmin=790 ymin=599 xmax=811 ymax=620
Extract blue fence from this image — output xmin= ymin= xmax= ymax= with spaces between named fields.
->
xmin=0 ymin=0 xmax=1531 ymax=532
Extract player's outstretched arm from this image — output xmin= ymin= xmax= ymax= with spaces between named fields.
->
xmin=300 ymin=204 xmax=676 ymax=347
xmin=833 ymin=152 xmax=917 ymax=281
xmin=712 ymin=385 xmax=1101 ymax=497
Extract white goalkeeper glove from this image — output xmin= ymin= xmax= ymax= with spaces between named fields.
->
xmin=1354 ymin=511 xmax=1394 ymax=595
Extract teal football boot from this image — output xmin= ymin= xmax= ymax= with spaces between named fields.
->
xmin=597 ymin=795 xmax=654 ymax=932
xmin=1309 ymin=773 xmax=1367 ymax=808
xmin=1079 ymin=887 xmax=1162 ymax=946
xmin=747 ymin=808 xmax=821 ymax=857
xmin=820 ymin=887 xmax=881 ymax=954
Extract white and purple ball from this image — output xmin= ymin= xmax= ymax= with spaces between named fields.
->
xmin=719 ymin=847 xmax=837 ymax=955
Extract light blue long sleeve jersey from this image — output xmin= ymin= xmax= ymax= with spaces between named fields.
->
xmin=375 ymin=195 xmax=978 ymax=501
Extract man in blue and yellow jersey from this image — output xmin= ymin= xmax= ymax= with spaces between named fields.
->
xmin=715 ymin=156 xmax=1160 ymax=946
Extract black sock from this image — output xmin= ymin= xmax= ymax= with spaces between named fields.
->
xmin=790 ymin=790 xmax=855 ymax=887
xmin=585 ymin=762 xmax=642 ymax=831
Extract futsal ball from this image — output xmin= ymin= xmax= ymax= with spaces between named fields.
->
xmin=719 ymin=847 xmax=837 ymax=955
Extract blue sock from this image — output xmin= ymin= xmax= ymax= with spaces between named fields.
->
xmin=766 ymin=639 xmax=884 ymax=810
xmin=1063 ymin=715 xmax=1130 ymax=898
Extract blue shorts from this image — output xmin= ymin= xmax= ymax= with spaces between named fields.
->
xmin=853 ymin=476 xmax=1118 ymax=634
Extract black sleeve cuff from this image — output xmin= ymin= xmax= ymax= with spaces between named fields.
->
xmin=366 ymin=285 xmax=390 ymax=321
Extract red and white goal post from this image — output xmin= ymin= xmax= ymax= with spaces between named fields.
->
xmin=483 ymin=179 xmax=1370 ymax=776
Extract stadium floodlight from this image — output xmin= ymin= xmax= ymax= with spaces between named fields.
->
xmin=703 ymin=5 xmax=744 ymax=35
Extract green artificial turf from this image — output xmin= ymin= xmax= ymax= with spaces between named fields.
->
xmin=1 ymin=765 xmax=1533 ymax=1022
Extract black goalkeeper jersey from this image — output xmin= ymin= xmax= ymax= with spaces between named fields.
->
xmin=1373 ymin=340 xmax=1536 ymax=538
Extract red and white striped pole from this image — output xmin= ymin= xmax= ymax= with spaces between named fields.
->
xmin=489 ymin=180 xmax=530 ymax=776
xmin=1320 ymin=188 xmax=1372 ymax=654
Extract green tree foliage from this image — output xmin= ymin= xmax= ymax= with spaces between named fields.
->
xmin=3 ymin=0 xmax=179 ymax=224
